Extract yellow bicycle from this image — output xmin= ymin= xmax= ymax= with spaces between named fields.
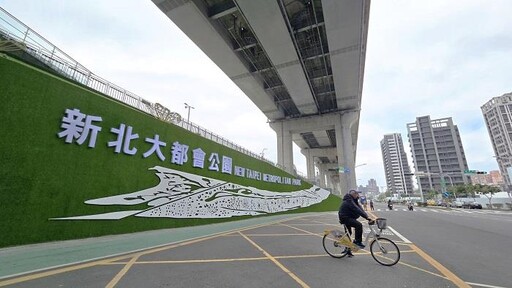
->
xmin=322 ymin=218 xmax=400 ymax=266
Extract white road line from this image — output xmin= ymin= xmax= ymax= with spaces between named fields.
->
xmin=430 ymin=209 xmax=440 ymax=213
xmin=420 ymin=209 xmax=428 ymax=212
xmin=466 ymin=281 xmax=510 ymax=288
xmin=387 ymin=226 xmax=411 ymax=244
xmin=402 ymin=209 xmax=407 ymax=211
xmin=459 ymin=210 xmax=472 ymax=213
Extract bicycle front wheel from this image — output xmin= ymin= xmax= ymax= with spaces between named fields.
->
xmin=370 ymin=237 xmax=400 ymax=266
xmin=322 ymin=234 xmax=349 ymax=258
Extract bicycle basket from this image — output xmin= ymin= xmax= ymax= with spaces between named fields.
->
xmin=376 ymin=218 xmax=387 ymax=229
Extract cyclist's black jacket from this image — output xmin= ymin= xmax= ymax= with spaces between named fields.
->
xmin=338 ymin=193 xmax=369 ymax=220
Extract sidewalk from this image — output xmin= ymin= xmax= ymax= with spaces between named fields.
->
xmin=0 ymin=213 xmax=317 ymax=279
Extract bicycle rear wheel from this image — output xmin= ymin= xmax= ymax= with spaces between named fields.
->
xmin=322 ymin=234 xmax=349 ymax=258
xmin=370 ymin=237 xmax=400 ymax=266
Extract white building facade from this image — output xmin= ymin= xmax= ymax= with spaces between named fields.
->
xmin=380 ymin=133 xmax=413 ymax=196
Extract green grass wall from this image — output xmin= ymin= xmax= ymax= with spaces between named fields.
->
xmin=0 ymin=54 xmax=340 ymax=248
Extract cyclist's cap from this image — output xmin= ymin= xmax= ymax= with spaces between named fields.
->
xmin=349 ymin=189 xmax=359 ymax=194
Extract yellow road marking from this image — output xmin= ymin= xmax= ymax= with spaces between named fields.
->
xmin=0 ymin=259 xmax=113 ymax=287
xmin=104 ymin=249 xmax=419 ymax=266
xmin=103 ymin=257 xmax=269 ymax=265
xmin=239 ymin=231 xmax=310 ymax=288
xmin=0 ymin=215 xmax=308 ymax=287
xmin=105 ymin=254 xmax=141 ymax=288
xmin=410 ymin=244 xmax=470 ymax=288
xmin=368 ymin=209 xmax=468 ymax=287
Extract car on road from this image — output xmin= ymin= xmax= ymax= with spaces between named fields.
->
xmin=451 ymin=201 xmax=463 ymax=208
xmin=437 ymin=201 xmax=450 ymax=207
xmin=462 ymin=202 xmax=482 ymax=209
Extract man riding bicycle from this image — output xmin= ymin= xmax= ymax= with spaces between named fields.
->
xmin=338 ymin=189 xmax=373 ymax=256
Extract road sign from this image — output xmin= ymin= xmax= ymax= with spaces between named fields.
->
xmin=442 ymin=192 xmax=449 ymax=198
xmin=336 ymin=167 xmax=350 ymax=173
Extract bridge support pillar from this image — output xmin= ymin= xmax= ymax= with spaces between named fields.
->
xmin=327 ymin=171 xmax=341 ymax=195
xmin=273 ymin=121 xmax=294 ymax=174
xmin=303 ymin=149 xmax=316 ymax=184
xmin=301 ymin=147 xmax=337 ymax=183
xmin=335 ymin=112 xmax=358 ymax=194
xmin=318 ymin=164 xmax=327 ymax=188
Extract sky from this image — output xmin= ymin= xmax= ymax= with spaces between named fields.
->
xmin=1 ymin=0 xmax=511 ymax=190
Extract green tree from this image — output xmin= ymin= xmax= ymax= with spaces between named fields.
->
xmin=474 ymin=184 xmax=500 ymax=209
xmin=465 ymin=184 xmax=477 ymax=201
xmin=426 ymin=189 xmax=439 ymax=200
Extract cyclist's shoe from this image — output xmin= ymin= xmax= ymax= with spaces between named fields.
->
xmin=353 ymin=241 xmax=365 ymax=249
xmin=346 ymin=249 xmax=354 ymax=258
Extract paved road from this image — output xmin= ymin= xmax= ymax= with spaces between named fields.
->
xmin=375 ymin=203 xmax=512 ymax=288
xmin=4 ymin=207 xmax=500 ymax=288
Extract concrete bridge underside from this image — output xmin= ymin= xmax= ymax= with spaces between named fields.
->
xmin=152 ymin=0 xmax=370 ymax=195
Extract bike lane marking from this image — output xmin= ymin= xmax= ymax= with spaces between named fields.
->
xmin=387 ymin=226 xmax=411 ymax=244
xmin=465 ymin=282 xmax=510 ymax=288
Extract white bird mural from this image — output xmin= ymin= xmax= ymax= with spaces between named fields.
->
xmin=51 ymin=166 xmax=330 ymax=220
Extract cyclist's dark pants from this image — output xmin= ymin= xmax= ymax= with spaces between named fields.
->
xmin=339 ymin=217 xmax=363 ymax=243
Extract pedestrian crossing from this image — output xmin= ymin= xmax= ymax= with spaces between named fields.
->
xmin=373 ymin=208 xmax=512 ymax=215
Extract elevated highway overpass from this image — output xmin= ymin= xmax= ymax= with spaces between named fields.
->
xmin=152 ymin=0 xmax=370 ymax=194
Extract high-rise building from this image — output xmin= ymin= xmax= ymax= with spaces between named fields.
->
xmin=380 ymin=133 xmax=413 ymax=196
xmin=367 ymin=178 xmax=379 ymax=196
xmin=489 ymin=170 xmax=504 ymax=186
xmin=357 ymin=179 xmax=379 ymax=198
xmin=407 ymin=116 xmax=469 ymax=194
xmin=481 ymin=92 xmax=512 ymax=188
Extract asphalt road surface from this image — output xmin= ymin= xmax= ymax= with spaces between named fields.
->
xmin=1 ymin=205 xmax=511 ymax=288
xmin=374 ymin=203 xmax=512 ymax=288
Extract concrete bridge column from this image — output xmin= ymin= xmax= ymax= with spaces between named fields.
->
xmin=301 ymin=148 xmax=337 ymax=182
xmin=328 ymin=171 xmax=341 ymax=195
xmin=272 ymin=121 xmax=294 ymax=174
xmin=304 ymin=149 xmax=316 ymax=184
xmin=318 ymin=164 xmax=327 ymax=188
xmin=335 ymin=112 xmax=358 ymax=194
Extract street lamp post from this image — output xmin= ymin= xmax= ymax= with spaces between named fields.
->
xmin=184 ymin=102 xmax=195 ymax=123
xmin=407 ymin=172 xmax=426 ymax=202
xmin=442 ymin=173 xmax=455 ymax=198
xmin=355 ymin=163 xmax=367 ymax=169
xmin=260 ymin=148 xmax=267 ymax=158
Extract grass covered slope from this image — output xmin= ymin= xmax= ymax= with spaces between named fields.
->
xmin=0 ymin=54 xmax=340 ymax=247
